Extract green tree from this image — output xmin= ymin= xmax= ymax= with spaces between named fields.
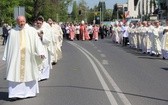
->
xmin=0 ymin=0 xmax=73 ymax=25
xmin=104 ymin=9 xmax=112 ymax=21
xmin=78 ymin=0 xmax=88 ymax=22
xmin=87 ymin=8 xmax=95 ymax=24
xmin=0 ymin=0 xmax=20 ymax=25
xmin=71 ymin=1 xmax=78 ymax=22
xmin=56 ymin=0 xmax=73 ymax=22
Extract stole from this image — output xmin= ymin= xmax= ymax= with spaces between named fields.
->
xmin=20 ymin=29 xmax=26 ymax=82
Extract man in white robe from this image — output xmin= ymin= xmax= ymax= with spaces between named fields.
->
xmin=47 ymin=19 xmax=63 ymax=65
xmin=112 ymin=21 xmax=120 ymax=43
xmin=151 ymin=20 xmax=164 ymax=56
xmin=2 ymin=16 xmax=45 ymax=99
xmin=161 ymin=19 xmax=168 ymax=59
xmin=127 ymin=23 xmax=135 ymax=48
xmin=147 ymin=21 xmax=154 ymax=54
xmin=141 ymin=21 xmax=148 ymax=53
xmin=35 ymin=16 xmax=53 ymax=81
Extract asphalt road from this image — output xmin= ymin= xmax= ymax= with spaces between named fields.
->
xmin=0 ymin=37 xmax=168 ymax=105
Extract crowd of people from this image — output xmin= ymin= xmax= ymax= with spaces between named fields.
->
xmin=111 ymin=19 xmax=168 ymax=59
xmin=2 ymin=15 xmax=63 ymax=100
xmin=61 ymin=21 xmax=110 ymax=41
xmin=2 ymin=14 xmax=168 ymax=100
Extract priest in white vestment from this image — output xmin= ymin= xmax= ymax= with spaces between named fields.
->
xmin=2 ymin=16 xmax=45 ymax=99
xmin=53 ymin=22 xmax=63 ymax=60
xmin=147 ymin=21 xmax=154 ymax=54
xmin=127 ymin=23 xmax=134 ymax=48
xmin=161 ymin=19 xmax=168 ymax=59
xmin=151 ymin=20 xmax=164 ymax=56
xmin=141 ymin=21 xmax=148 ymax=53
xmin=48 ymin=19 xmax=63 ymax=63
xmin=112 ymin=21 xmax=120 ymax=43
xmin=35 ymin=16 xmax=53 ymax=81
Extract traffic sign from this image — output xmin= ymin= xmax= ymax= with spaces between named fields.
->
xmin=14 ymin=6 xmax=25 ymax=20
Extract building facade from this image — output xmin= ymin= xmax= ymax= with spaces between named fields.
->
xmin=128 ymin=0 xmax=157 ymax=20
xmin=113 ymin=0 xmax=167 ymax=20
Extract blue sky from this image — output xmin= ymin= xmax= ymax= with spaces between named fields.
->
xmin=81 ymin=0 xmax=127 ymax=9
xmin=69 ymin=0 xmax=127 ymax=12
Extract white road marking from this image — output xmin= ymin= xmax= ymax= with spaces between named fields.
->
xmin=68 ymin=41 xmax=132 ymax=105
xmin=100 ymin=54 xmax=106 ymax=58
xmin=68 ymin=42 xmax=118 ymax=105
xmin=94 ymin=46 xmax=97 ymax=49
xmin=97 ymin=50 xmax=102 ymax=53
xmin=102 ymin=60 xmax=109 ymax=65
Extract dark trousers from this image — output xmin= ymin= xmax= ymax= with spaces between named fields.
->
xmin=89 ymin=34 xmax=93 ymax=40
xmin=76 ymin=34 xmax=80 ymax=40
xmin=123 ymin=37 xmax=129 ymax=46
xmin=2 ymin=36 xmax=8 ymax=45
xmin=66 ymin=34 xmax=69 ymax=40
xmin=100 ymin=33 xmax=104 ymax=39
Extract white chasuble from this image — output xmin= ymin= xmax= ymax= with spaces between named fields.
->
xmin=20 ymin=29 xmax=26 ymax=82
xmin=162 ymin=32 xmax=168 ymax=50
xmin=3 ymin=24 xmax=45 ymax=82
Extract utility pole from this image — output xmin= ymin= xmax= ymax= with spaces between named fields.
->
xmin=56 ymin=13 xmax=59 ymax=22
xmin=100 ymin=8 xmax=102 ymax=23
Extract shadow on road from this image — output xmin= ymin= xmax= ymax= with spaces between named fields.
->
xmin=0 ymin=92 xmax=10 ymax=101
xmin=41 ymin=85 xmax=168 ymax=103
xmin=161 ymin=68 xmax=168 ymax=71
xmin=138 ymin=56 xmax=162 ymax=60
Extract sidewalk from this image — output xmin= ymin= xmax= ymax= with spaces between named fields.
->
xmin=0 ymin=37 xmax=5 ymax=50
xmin=0 ymin=36 xmax=3 ymax=43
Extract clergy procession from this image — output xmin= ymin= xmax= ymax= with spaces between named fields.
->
xmin=64 ymin=21 xmax=100 ymax=41
xmin=110 ymin=19 xmax=168 ymax=59
xmin=1 ymin=14 xmax=111 ymax=101
xmin=3 ymin=13 xmax=168 ymax=101
xmin=2 ymin=15 xmax=63 ymax=100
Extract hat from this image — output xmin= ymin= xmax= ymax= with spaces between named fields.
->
xmin=81 ymin=20 xmax=85 ymax=24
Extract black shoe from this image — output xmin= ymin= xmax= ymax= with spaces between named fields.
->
xmin=52 ymin=62 xmax=57 ymax=65
xmin=156 ymin=54 xmax=161 ymax=57
xmin=9 ymin=98 xmax=23 ymax=101
xmin=142 ymin=52 xmax=146 ymax=54
xmin=150 ymin=53 xmax=154 ymax=56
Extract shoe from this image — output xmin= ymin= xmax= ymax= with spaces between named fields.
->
xmin=156 ymin=54 xmax=161 ymax=57
xmin=150 ymin=53 xmax=154 ymax=56
xmin=142 ymin=52 xmax=146 ymax=54
xmin=52 ymin=62 xmax=57 ymax=65
xmin=9 ymin=97 xmax=22 ymax=101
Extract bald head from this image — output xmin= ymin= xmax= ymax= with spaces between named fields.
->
xmin=17 ymin=16 xmax=26 ymax=28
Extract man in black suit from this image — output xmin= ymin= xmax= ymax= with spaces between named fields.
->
xmin=2 ymin=24 xmax=9 ymax=45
